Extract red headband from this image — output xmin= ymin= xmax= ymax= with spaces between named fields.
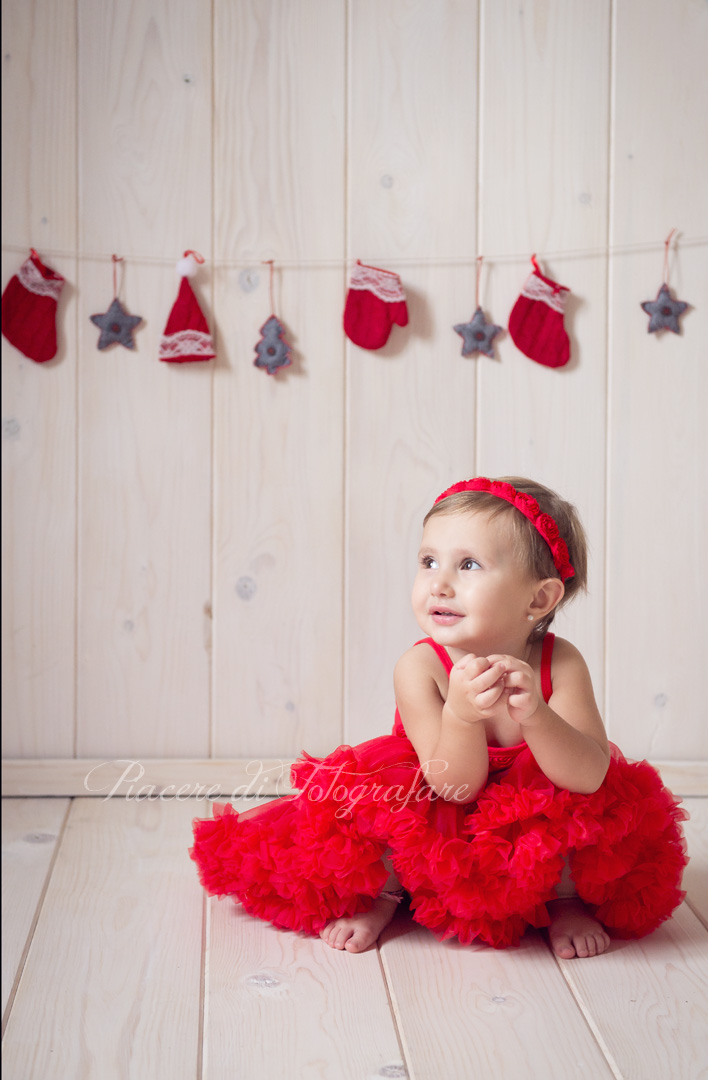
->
xmin=434 ymin=477 xmax=575 ymax=582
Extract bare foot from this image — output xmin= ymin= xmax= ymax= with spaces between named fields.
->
xmin=547 ymin=897 xmax=611 ymax=959
xmin=320 ymin=895 xmax=400 ymax=953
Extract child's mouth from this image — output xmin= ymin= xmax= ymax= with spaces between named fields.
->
xmin=430 ymin=609 xmax=463 ymax=624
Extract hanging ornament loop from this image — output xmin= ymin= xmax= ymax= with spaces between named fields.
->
xmin=90 ymin=254 xmax=142 ymax=351
xmin=255 ymin=259 xmax=293 ymax=375
xmin=663 ymin=228 xmax=677 ymax=285
xmin=261 ymin=259 xmax=275 ymax=314
xmin=183 ymin=250 xmax=205 ymax=264
xmin=453 ymin=255 xmax=502 ymax=360
xmin=641 ymin=228 xmax=688 ymax=335
xmin=111 ymin=254 xmax=124 ymax=299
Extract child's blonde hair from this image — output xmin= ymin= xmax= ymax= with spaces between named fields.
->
xmin=424 ymin=476 xmax=588 ymax=641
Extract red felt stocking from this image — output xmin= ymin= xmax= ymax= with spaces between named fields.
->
xmin=508 ymin=256 xmax=570 ymax=368
xmin=344 ymin=260 xmax=408 ymax=350
xmin=1 ymin=249 xmax=65 ymax=363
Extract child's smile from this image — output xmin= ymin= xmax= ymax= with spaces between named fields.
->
xmin=429 ymin=607 xmax=465 ymax=625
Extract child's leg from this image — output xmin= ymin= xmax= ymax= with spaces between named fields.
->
xmin=320 ymin=847 xmax=404 ymax=953
xmin=379 ymin=848 xmax=405 ymax=897
xmin=546 ymin=854 xmax=611 ymax=958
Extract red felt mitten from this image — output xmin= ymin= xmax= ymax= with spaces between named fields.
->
xmin=344 ymin=261 xmax=408 ymax=350
xmin=1 ymin=249 xmax=65 ymax=363
xmin=508 ymin=256 xmax=570 ymax=368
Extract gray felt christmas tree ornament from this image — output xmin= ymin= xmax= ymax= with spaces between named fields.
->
xmin=254 ymin=315 xmax=292 ymax=375
xmin=253 ymin=260 xmax=293 ymax=375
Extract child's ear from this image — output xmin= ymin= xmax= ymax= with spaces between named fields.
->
xmin=528 ymin=578 xmax=565 ymax=619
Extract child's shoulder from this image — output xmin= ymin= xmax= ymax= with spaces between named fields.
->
xmin=394 ymin=641 xmax=448 ymax=695
xmin=548 ymin=634 xmax=587 ymax=666
xmin=395 ymin=640 xmax=440 ymax=674
xmin=545 ymin=634 xmax=595 ymax=688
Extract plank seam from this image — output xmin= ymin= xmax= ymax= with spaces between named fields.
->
xmin=684 ymin=897 xmax=708 ymax=933
xmin=603 ymin=0 xmax=616 ymax=741
xmin=551 ymin=949 xmax=626 ymax=1080
xmin=208 ymin=0 xmax=216 ymax=762
xmin=198 ymin=892 xmax=209 ymax=1080
xmin=474 ymin=0 xmax=483 ymax=474
xmin=0 ymin=797 xmax=74 ymax=1039
xmin=342 ymin=0 xmax=350 ymax=747
xmin=377 ymin=940 xmax=414 ymax=1080
xmin=73 ymin=0 xmax=80 ymax=763
xmin=8 ymin=236 xmax=706 ymax=267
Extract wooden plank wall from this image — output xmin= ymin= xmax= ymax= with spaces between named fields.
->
xmin=2 ymin=0 xmax=707 ymax=769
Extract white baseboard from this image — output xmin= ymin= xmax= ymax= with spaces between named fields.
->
xmin=1 ymin=758 xmax=297 ymax=799
xmin=2 ymin=757 xmax=706 ymax=798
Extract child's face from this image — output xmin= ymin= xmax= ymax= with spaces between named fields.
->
xmin=411 ymin=509 xmax=539 ymax=655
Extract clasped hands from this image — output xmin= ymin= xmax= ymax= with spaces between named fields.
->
xmin=446 ymin=654 xmax=542 ymax=727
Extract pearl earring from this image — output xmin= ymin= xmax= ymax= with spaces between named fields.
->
xmin=527 ymin=615 xmax=534 ymax=621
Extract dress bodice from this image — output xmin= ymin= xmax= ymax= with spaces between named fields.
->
xmin=392 ymin=633 xmax=556 ymax=771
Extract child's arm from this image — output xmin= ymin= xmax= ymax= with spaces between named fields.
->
xmin=394 ymin=647 xmax=497 ymax=803
xmin=490 ymin=638 xmax=610 ymax=794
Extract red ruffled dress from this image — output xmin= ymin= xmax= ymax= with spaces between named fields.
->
xmin=190 ymin=634 xmax=688 ymax=948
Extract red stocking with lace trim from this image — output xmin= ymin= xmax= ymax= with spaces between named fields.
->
xmin=509 ymin=256 xmax=570 ymax=369
xmin=1 ymin=250 xmax=65 ymax=363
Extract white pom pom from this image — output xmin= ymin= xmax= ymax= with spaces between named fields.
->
xmin=177 ymin=254 xmax=198 ymax=277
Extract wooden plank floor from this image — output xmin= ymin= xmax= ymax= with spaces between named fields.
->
xmin=2 ymin=794 xmax=707 ymax=1079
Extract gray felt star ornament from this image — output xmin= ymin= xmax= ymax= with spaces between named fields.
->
xmin=640 ymin=283 xmax=688 ymax=335
xmin=453 ymin=306 xmax=503 ymax=358
xmin=90 ymin=297 xmax=143 ymax=350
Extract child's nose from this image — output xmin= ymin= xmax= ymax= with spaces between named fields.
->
xmin=432 ymin=573 xmax=453 ymax=596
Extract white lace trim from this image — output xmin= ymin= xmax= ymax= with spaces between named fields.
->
xmin=520 ymin=273 xmax=567 ymax=314
xmin=348 ymin=263 xmax=406 ymax=303
xmin=17 ymin=257 xmax=64 ymax=301
xmin=159 ymin=330 xmax=215 ymax=359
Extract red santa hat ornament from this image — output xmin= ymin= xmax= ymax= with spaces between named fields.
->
xmin=159 ymin=251 xmax=216 ymax=363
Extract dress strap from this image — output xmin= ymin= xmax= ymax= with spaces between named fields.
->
xmin=540 ymin=632 xmax=555 ymax=704
xmin=414 ymin=637 xmax=453 ymax=674
xmin=416 ymin=635 xmax=554 ymax=702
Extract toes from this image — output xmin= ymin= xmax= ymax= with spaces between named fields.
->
xmin=321 ymin=922 xmax=353 ymax=949
xmin=334 ymin=928 xmax=353 ymax=950
xmin=574 ymin=933 xmax=610 ymax=958
xmin=552 ymin=934 xmax=576 ymax=959
xmin=345 ymin=930 xmax=373 ymax=953
xmin=574 ymin=936 xmax=592 ymax=957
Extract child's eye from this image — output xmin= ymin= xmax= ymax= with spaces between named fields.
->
xmin=420 ymin=555 xmax=438 ymax=569
xmin=461 ymin=558 xmax=482 ymax=571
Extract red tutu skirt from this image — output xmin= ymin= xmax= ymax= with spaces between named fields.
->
xmin=190 ymin=723 xmax=688 ymax=949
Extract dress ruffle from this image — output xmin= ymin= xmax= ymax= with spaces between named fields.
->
xmin=190 ymin=729 xmax=688 ymax=948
